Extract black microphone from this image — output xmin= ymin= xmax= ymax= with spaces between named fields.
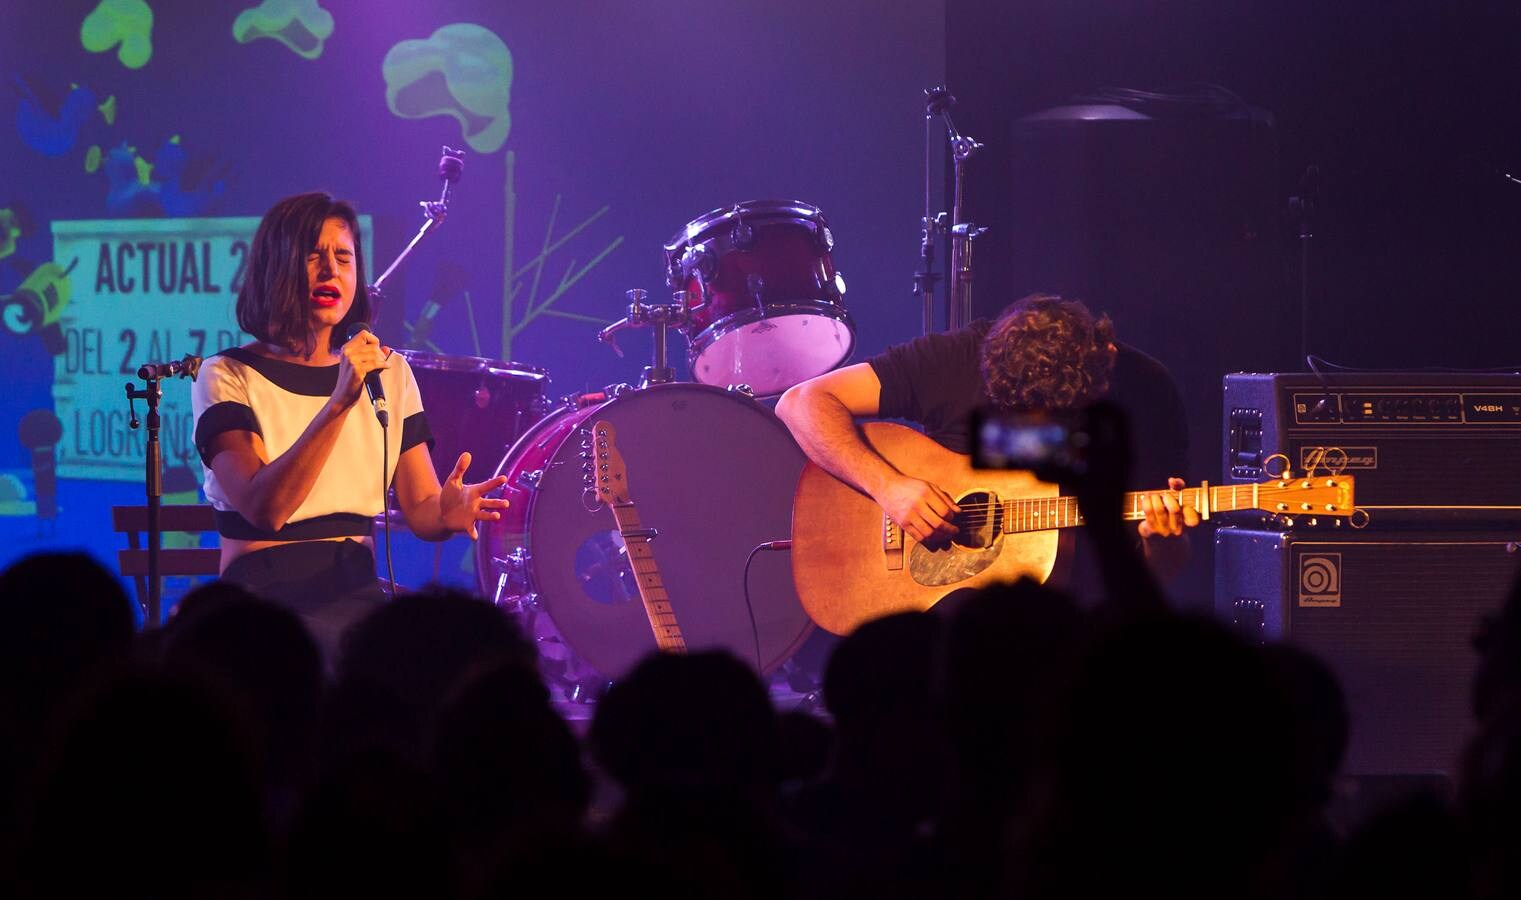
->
xmin=345 ymin=322 xmax=389 ymax=427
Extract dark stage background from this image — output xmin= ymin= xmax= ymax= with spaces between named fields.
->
xmin=3 ymin=0 xmax=1518 ymax=611
xmin=947 ymin=0 xmax=1521 ymax=605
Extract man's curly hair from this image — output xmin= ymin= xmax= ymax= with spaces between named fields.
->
xmin=980 ymin=294 xmax=1118 ymax=412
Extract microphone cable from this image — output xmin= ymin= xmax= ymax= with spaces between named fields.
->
xmin=380 ymin=414 xmax=396 ymax=599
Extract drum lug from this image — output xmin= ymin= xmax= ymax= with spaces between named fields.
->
xmin=727 ymin=383 xmax=755 ymax=398
xmin=731 ymin=217 xmax=755 ymax=251
xmin=517 ymin=468 xmax=545 ymax=490
xmin=747 ymin=273 xmax=766 ymax=313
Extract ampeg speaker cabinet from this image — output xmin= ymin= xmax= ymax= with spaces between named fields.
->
xmin=1216 ymin=527 xmax=1521 ymax=775
xmin=1222 ymin=372 xmax=1521 ymax=527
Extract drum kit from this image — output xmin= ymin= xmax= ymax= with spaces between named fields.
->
xmin=402 ymin=200 xmax=854 ymax=696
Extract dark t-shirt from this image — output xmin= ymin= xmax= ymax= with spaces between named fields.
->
xmin=866 ymin=319 xmax=1189 ymax=491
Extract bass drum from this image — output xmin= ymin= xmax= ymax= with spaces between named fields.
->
xmin=476 ymin=382 xmax=813 ymax=683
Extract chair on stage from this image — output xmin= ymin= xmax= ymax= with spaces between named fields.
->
xmin=110 ymin=504 xmax=221 ymax=614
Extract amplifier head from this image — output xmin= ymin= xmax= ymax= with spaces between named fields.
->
xmin=1223 ymin=373 xmax=1521 ymax=527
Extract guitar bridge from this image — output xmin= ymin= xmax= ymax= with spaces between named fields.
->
xmin=883 ymin=515 xmax=904 ymax=571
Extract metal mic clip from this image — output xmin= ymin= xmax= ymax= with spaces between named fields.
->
xmin=135 ymin=353 xmax=203 ymax=381
xmin=423 ymin=146 xmax=466 ymax=223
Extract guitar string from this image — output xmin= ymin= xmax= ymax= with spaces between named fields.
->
xmin=910 ymin=487 xmax=1316 ymax=516
xmin=901 ymin=487 xmax=1331 ymax=529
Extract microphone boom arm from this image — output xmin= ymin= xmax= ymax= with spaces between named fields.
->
xmin=371 ymin=146 xmax=467 ymax=300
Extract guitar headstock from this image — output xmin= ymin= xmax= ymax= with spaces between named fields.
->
xmin=589 ymin=420 xmax=631 ymax=505
xmin=1250 ymin=473 xmax=1356 ymax=517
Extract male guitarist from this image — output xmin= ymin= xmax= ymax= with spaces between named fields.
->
xmin=776 ymin=293 xmax=1200 ymax=591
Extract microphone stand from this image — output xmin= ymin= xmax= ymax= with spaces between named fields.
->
xmin=1289 ymin=165 xmax=1319 ymax=367
xmin=922 ymin=87 xmax=988 ymax=333
xmin=371 ymin=146 xmax=466 ymax=309
xmin=125 ymin=354 xmax=202 ymax=627
xmin=914 ymin=90 xmax=947 ymax=336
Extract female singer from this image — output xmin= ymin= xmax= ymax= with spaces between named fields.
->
xmin=190 ymin=192 xmax=507 ymax=651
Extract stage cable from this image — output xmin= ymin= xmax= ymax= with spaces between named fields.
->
xmin=743 ymin=540 xmax=792 ymax=674
xmin=381 ymin=418 xmax=395 ymax=599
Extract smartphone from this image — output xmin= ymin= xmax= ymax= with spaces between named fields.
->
xmin=969 ymin=408 xmax=1091 ymax=477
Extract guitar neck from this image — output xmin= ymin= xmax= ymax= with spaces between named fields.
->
xmin=608 ymin=501 xmax=688 ymax=653
xmin=1001 ymin=483 xmax=1274 ymax=534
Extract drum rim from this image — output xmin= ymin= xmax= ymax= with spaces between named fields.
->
xmin=481 ymin=381 xmax=815 ymax=677
xmin=393 ymin=347 xmax=549 ymax=381
xmin=687 ymin=301 xmax=857 ymax=389
xmin=663 ymin=199 xmax=827 ymax=251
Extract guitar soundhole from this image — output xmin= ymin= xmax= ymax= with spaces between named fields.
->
xmin=950 ymin=491 xmax=998 ymax=549
xmin=908 ymin=489 xmax=1004 ymax=587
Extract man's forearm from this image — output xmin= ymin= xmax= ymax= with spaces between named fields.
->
xmin=776 ymin=388 xmax=899 ymax=499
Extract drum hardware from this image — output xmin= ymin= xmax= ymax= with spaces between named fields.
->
xmin=727 ymin=384 xmax=755 ymax=397
xmin=747 ymin=274 xmax=767 ymax=317
xmin=517 ymin=468 xmax=545 ymax=490
xmin=731 ymin=212 xmax=755 ymax=250
xmin=495 ymin=546 xmax=531 ymax=573
xmin=596 ymin=287 xmax=691 ymax=388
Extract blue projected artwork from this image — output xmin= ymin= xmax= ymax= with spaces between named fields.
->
xmin=14 ymin=78 xmax=99 ymax=158
xmin=101 ymin=138 xmax=227 ymax=217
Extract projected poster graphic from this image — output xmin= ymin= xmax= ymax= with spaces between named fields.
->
xmin=49 ymin=215 xmax=372 ymax=482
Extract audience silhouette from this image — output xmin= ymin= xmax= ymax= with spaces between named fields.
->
xmin=0 ymin=404 xmax=1512 ymax=898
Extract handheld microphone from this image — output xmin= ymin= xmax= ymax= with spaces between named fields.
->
xmin=345 ymin=322 xmax=388 ymax=427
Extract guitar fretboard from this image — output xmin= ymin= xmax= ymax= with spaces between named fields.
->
xmin=999 ymin=483 xmax=1313 ymax=534
xmin=610 ymin=502 xmax=688 ymax=653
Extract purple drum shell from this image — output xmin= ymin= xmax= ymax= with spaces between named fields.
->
xmin=397 ymin=349 xmax=549 ymax=486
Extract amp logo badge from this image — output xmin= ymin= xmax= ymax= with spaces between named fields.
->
xmin=1298 ymin=553 xmax=1342 ymax=608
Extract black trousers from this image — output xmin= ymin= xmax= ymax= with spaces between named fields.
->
xmin=221 ymin=539 xmax=388 ymax=663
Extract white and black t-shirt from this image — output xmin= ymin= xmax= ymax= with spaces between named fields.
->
xmin=191 ymin=347 xmax=433 ymax=540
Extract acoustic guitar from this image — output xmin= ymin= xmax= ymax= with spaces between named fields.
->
xmin=791 ymin=422 xmax=1356 ymax=635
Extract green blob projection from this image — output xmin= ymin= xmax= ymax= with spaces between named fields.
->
xmin=80 ymin=0 xmax=154 ymax=70
xmin=383 ymin=24 xmax=512 ymax=153
xmin=0 ymin=208 xmax=21 ymax=259
xmin=232 ymin=0 xmax=334 ymax=60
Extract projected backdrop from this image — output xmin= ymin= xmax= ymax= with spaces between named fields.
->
xmin=0 ymin=0 xmax=945 ymax=592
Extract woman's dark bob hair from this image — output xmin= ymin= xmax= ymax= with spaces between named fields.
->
xmin=236 ymin=192 xmax=370 ymax=357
